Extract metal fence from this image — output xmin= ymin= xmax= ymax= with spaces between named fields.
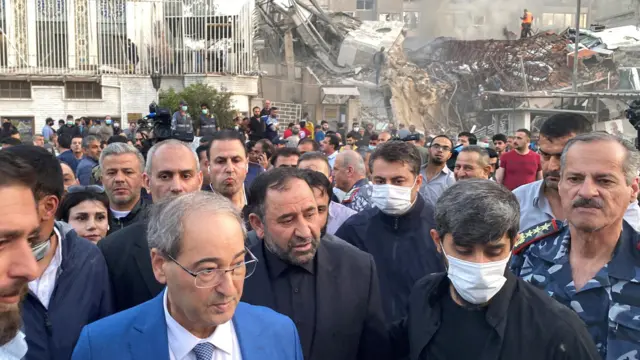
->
xmin=0 ymin=0 xmax=255 ymax=76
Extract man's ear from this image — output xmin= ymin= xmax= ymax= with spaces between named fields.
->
xmin=249 ymin=214 xmax=265 ymax=239
xmin=150 ymin=249 xmax=168 ymax=285
xmin=430 ymin=229 xmax=442 ymax=254
xmin=142 ymin=173 xmax=151 ymax=195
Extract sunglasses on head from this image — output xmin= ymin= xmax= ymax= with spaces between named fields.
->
xmin=67 ymin=185 xmax=105 ymax=194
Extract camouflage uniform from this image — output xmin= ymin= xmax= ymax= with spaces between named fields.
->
xmin=511 ymin=220 xmax=640 ymax=359
xmin=341 ymin=181 xmax=374 ymax=213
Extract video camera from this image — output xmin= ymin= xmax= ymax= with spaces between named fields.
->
xmin=145 ymin=102 xmax=194 ymax=143
xmin=625 ymin=99 xmax=640 ymax=150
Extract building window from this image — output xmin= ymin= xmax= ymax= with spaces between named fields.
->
xmin=403 ymin=12 xmax=419 ymax=28
xmin=356 ymin=0 xmax=374 ymax=10
xmin=65 ymin=82 xmax=102 ymax=99
xmin=0 ymin=81 xmax=31 ymax=98
xmin=0 ymin=0 xmax=6 ymax=67
xmin=541 ymin=12 xmax=587 ymax=28
xmin=98 ymin=0 xmax=128 ymax=69
xmin=36 ymin=0 xmax=68 ymax=68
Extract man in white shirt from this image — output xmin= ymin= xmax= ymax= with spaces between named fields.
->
xmin=72 ymin=192 xmax=303 ymax=360
xmin=0 ymin=153 xmax=40 ymax=360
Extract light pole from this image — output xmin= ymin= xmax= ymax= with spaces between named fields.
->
xmin=572 ymin=0 xmax=582 ymax=93
xmin=150 ymin=70 xmax=162 ymax=104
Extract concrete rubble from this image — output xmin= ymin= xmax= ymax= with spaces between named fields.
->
xmin=256 ymin=0 xmax=622 ymax=133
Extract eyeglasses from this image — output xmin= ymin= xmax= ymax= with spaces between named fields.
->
xmin=167 ymin=249 xmax=258 ymax=289
xmin=430 ymin=144 xmax=451 ymax=152
xmin=67 ymin=185 xmax=105 ymax=194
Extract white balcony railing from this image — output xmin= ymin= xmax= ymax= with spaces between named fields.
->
xmin=0 ymin=0 xmax=255 ymax=77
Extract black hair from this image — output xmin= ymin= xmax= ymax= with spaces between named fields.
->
xmin=370 ymin=133 xmax=379 ymax=141
xmin=298 ymin=137 xmax=320 ymax=151
xmin=516 ymin=128 xmax=532 ymax=138
xmin=457 ymin=131 xmax=478 ymax=145
xmin=321 ymin=120 xmax=328 ymax=125
xmin=72 ymin=133 xmax=84 ymax=141
xmin=492 ymin=133 xmax=508 ymax=143
xmin=430 ymin=134 xmax=454 ymax=148
xmin=195 ymin=144 xmax=209 ymax=161
xmin=325 ymin=134 xmax=340 ymax=151
xmin=256 ymin=139 xmax=275 ymax=157
xmin=107 ymin=135 xmax=129 ymax=144
xmin=486 ymin=147 xmax=499 ymax=159
xmin=0 ymin=137 xmax=22 ymax=146
xmin=369 ymin=141 xmax=421 ymax=176
xmin=300 ymin=168 xmax=333 ymax=205
xmin=207 ymin=129 xmax=247 ymax=160
xmin=540 ymin=113 xmax=591 ymax=140
xmin=3 ymin=145 xmax=64 ymax=201
xmin=298 ymin=151 xmax=331 ymax=173
xmin=271 ymin=147 xmax=301 ymax=167
xmin=56 ymin=189 xmax=112 ymax=224
xmin=287 ymin=123 xmax=295 ymax=128
xmin=200 ymin=103 xmax=208 ymax=108
xmin=0 ymin=151 xmax=36 ymax=190
xmin=248 ymin=167 xmax=310 ymax=220
xmin=58 ymin=133 xmax=72 ymax=149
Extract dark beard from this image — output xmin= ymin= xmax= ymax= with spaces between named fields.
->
xmin=0 ymin=284 xmax=27 ymax=346
xmin=430 ymin=158 xmax=444 ymax=165
xmin=263 ymin=226 xmax=320 ymax=265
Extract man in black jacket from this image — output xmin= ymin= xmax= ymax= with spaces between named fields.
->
xmin=248 ymin=106 xmax=264 ymax=141
xmin=98 ymin=140 xmax=203 ymax=312
xmin=243 ymin=168 xmax=391 ymax=360
xmin=390 ymin=179 xmax=599 ymax=360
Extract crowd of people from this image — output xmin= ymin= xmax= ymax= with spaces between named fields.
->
xmin=0 ymin=101 xmax=638 ymax=360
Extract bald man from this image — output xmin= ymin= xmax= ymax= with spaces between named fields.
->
xmin=334 ymin=150 xmax=373 ymax=212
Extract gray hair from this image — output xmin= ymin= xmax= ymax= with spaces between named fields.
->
xmin=144 ymin=139 xmax=200 ymax=175
xmin=99 ymin=142 xmax=145 ymax=173
xmin=82 ymin=135 xmax=100 ymax=149
xmin=459 ymin=145 xmax=490 ymax=167
xmin=561 ymin=132 xmax=640 ymax=185
xmin=435 ymin=179 xmax=520 ymax=245
xmin=147 ymin=191 xmax=247 ymax=258
xmin=337 ymin=150 xmax=366 ymax=175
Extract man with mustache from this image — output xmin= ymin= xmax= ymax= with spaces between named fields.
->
xmin=511 ymin=132 xmax=640 ymax=359
xmin=206 ymin=130 xmax=250 ymax=211
xmin=419 ymin=135 xmax=455 ymax=207
xmin=243 ymin=168 xmax=390 ymax=360
xmin=73 ymin=192 xmax=303 ymax=360
xmin=513 ymin=113 xmax=640 ymax=231
xmin=0 ymin=153 xmax=39 ymax=360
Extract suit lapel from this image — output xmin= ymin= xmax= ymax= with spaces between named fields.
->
xmin=310 ymin=242 xmax=338 ymax=359
xmin=233 ymin=303 xmax=266 ymax=360
xmin=133 ymin=233 xmax=164 ymax=297
xmin=129 ymin=291 xmax=171 ymax=359
xmin=243 ymin=243 xmax=277 ymax=309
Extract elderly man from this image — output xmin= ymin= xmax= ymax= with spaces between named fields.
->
xmin=0 ymin=153 xmax=40 ymax=360
xmin=514 ymin=114 xmax=640 ymax=231
xmin=390 ymin=180 xmax=599 ymax=359
xmin=206 ymin=130 xmax=250 ymax=211
xmin=99 ymin=140 xmax=204 ymax=313
xmin=73 ymin=192 xmax=303 ymax=359
xmin=511 ymin=133 xmax=640 ymax=359
xmin=453 ymin=146 xmax=494 ymax=180
xmin=100 ymin=143 xmax=146 ymax=234
xmin=336 ymin=141 xmax=443 ymax=323
xmin=334 ymin=150 xmax=372 ymax=212
xmin=298 ymin=152 xmax=356 ymax=235
xmin=243 ymin=168 xmax=390 ymax=360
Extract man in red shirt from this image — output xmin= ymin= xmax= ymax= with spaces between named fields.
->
xmin=496 ymin=128 xmax=542 ymax=191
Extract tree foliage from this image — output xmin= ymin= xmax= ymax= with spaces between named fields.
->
xmin=158 ymin=83 xmax=237 ymax=130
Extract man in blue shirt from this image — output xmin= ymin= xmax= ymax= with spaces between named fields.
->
xmin=76 ymin=135 xmax=102 ymax=185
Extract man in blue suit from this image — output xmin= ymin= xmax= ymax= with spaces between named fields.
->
xmin=72 ymin=191 xmax=303 ymax=360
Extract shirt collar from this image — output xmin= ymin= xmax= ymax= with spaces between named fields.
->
xmin=0 ymin=331 xmax=28 ymax=360
xmin=164 ymin=290 xmax=235 ymax=358
xmin=263 ymin=241 xmax=315 ymax=276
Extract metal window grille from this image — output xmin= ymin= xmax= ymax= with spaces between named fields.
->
xmin=36 ymin=0 xmax=68 ymax=70
xmin=0 ymin=0 xmax=6 ymax=67
xmin=64 ymin=81 xmax=102 ymax=99
xmin=0 ymin=80 xmax=31 ymax=98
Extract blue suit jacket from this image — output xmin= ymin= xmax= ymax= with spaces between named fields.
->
xmin=71 ymin=291 xmax=303 ymax=360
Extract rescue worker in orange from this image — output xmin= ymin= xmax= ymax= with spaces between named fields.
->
xmin=521 ymin=9 xmax=534 ymax=38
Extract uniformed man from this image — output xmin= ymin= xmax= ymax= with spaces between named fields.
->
xmin=198 ymin=103 xmax=217 ymax=137
xmin=512 ymin=132 xmax=640 ymax=359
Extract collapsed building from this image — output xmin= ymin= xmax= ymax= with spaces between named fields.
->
xmin=255 ymin=0 xmax=627 ymax=135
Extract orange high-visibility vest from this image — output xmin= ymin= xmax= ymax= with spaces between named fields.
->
xmin=523 ymin=12 xmax=533 ymax=24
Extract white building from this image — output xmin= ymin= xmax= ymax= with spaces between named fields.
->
xmin=0 ymin=0 xmax=258 ymax=137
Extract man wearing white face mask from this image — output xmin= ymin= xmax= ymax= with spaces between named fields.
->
xmin=389 ymin=179 xmax=599 ymax=359
xmin=336 ymin=141 xmax=443 ymax=323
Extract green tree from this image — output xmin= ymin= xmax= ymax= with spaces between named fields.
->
xmin=158 ymin=83 xmax=237 ymax=130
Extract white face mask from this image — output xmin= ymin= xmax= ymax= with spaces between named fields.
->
xmin=442 ymin=244 xmax=510 ymax=304
xmin=371 ymin=177 xmax=418 ymax=216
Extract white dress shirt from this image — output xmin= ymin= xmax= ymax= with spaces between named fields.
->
xmin=0 ymin=331 xmax=28 ymax=360
xmin=164 ymin=291 xmax=242 ymax=360
xmin=28 ymin=227 xmax=62 ymax=309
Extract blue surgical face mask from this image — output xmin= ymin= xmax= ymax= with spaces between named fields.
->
xmin=181 ymin=106 xmax=188 ymax=112
xmin=105 ymin=119 xmax=112 ymax=125
xmin=66 ymin=120 xmax=74 ymax=126
xmin=369 ymin=145 xmax=376 ymax=150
